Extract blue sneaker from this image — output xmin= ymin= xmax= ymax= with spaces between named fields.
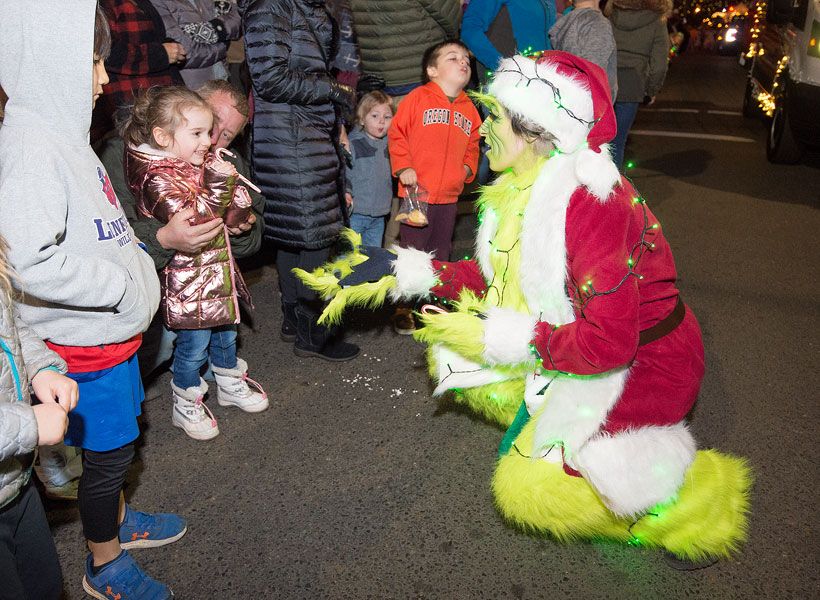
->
xmin=119 ymin=505 xmax=187 ymax=549
xmin=82 ymin=551 xmax=173 ymax=599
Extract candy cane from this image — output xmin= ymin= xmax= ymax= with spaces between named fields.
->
xmin=215 ymin=148 xmax=262 ymax=194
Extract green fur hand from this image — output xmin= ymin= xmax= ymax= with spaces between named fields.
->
xmin=293 ymin=229 xmax=398 ymax=325
xmin=414 ymin=291 xmax=487 ymax=364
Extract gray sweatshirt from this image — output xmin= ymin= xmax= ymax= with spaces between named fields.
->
xmin=346 ymin=128 xmax=392 ymax=217
xmin=549 ymin=8 xmax=619 ymax=101
xmin=0 ymin=0 xmax=160 ymax=346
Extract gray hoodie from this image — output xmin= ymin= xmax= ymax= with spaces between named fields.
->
xmin=0 ymin=0 xmax=160 ymax=346
xmin=549 ymin=8 xmax=619 ymax=102
xmin=609 ymin=7 xmax=670 ymax=102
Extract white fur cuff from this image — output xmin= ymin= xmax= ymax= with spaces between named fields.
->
xmin=575 ymin=424 xmax=697 ymax=517
xmin=388 ymin=246 xmax=438 ymax=301
xmin=482 ymin=306 xmax=539 ymax=365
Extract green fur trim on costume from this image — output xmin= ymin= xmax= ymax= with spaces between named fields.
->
xmin=293 ymin=228 xmax=398 ymax=325
xmin=317 ymin=276 xmax=397 ymax=325
xmin=492 ymin=415 xmax=753 ymax=559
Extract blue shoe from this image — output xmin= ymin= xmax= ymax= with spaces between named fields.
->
xmin=82 ymin=551 xmax=173 ymax=599
xmin=119 ymin=505 xmax=187 ymax=550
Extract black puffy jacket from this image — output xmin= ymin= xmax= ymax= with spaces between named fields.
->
xmin=243 ymin=0 xmax=343 ymax=249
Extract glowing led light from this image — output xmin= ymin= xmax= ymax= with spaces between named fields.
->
xmin=626 ymin=161 xmax=635 ymax=169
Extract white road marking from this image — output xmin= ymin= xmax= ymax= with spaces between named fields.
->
xmin=629 ymin=130 xmax=755 ymax=143
xmin=642 ymin=108 xmax=700 ymax=113
xmin=707 ymin=110 xmax=744 ymax=116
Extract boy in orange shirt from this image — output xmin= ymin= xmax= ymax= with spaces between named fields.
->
xmin=388 ymin=40 xmax=480 ymax=332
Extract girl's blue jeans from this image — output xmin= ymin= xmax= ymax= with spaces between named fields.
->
xmin=172 ymin=325 xmax=237 ymax=389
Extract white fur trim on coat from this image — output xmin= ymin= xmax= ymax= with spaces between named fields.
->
xmin=388 ymin=246 xmax=438 ymax=301
xmin=533 ymin=367 xmax=629 ymax=456
xmin=482 ymin=306 xmax=538 ymax=365
xmin=574 ymin=144 xmax=622 ymax=201
xmin=432 ymin=345 xmax=515 ymax=396
xmin=574 ymin=424 xmax=697 ymax=517
xmin=488 ymin=56 xmax=593 ymax=153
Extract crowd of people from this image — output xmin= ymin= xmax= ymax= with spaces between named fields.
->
xmin=0 ymin=1 xmax=727 ymax=599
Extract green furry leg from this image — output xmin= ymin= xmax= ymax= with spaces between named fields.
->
xmin=492 ymin=417 xmax=752 ymax=559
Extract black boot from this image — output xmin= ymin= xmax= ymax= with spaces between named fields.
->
xmin=293 ymin=305 xmax=359 ymax=362
xmin=280 ymin=302 xmax=297 ymax=342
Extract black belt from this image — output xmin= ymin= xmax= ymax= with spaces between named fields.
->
xmin=639 ymin=296 xmax=686 ymax=346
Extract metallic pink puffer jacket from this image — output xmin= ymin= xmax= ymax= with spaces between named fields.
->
xmin=125 ymin=146 xmax=251 ymax=330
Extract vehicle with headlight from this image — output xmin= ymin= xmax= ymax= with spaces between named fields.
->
xmin=743 ymin=0 xmax=820 ymax=162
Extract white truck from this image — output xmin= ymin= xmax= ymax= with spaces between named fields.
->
xmin=742 ymin=0 xmax=820 ymax=163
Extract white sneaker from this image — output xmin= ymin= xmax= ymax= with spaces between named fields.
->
xmin=171 ymin=378 xmax=219 ymax=440
xmin=212 ymin=357 xmax=269 ymax=413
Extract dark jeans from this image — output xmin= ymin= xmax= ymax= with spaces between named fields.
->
xmin=0 ymin=482 xmax=62 ymax=600
xmin=399 ymin=202 xmax=458 ymax=261
xmin=612 ymin=101 xmax=640 ymax=170
xmin=276 ymin=247 xmax=332 ymax=307
xmin=172 ymin=326 xmax=237 ymax=388
xmin=78 ymin=444 xmax=134 ymax=543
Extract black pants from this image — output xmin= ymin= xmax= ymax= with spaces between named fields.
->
xmin=276 ymin=247 xmax=331 ymax=307
xmin=78 ymin=444 xmax=134 ymax=543
xmin=0 ymin=482 xmax=62 ymax=600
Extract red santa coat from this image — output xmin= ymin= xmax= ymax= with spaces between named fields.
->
xmin=394 ymin=150 xmax=704 ymax=516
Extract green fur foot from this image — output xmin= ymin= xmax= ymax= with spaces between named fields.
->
xmin=629 ymin=449 xmax=752 ymax=561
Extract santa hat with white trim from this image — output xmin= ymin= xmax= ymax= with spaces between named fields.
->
xmin=486 ymin=51 xmax=621 ymax=198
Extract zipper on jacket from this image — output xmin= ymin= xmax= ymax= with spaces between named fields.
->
xmin=0 ymin=338 xmax=24 ymax=402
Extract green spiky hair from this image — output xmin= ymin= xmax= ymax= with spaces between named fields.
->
xmin=468 ymin=90 xmax=503 ymax=115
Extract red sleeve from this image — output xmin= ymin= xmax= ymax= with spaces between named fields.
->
xmin=532 ymin=190 xmax=640 ymax=374
xmin=463 ymin=105 xmax=481 ymax=184
xmin=430 ymin=259 xmax=487 ymax=300
xmin=387 ymin=93 xmax=415 ymax=176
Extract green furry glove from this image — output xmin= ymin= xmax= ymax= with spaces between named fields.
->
xmin=414 ymin=291 xmax=487 ymax=364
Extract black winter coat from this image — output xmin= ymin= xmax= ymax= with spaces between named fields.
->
xmin=243 ymin=0 xmax=343 ymax=250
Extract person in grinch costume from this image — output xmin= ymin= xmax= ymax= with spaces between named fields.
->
xmin=296 ymin=51 xmax=751 ymax=564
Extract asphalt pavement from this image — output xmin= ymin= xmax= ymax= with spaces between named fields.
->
xmin=47 ymin=52 xmax=819 ymax=599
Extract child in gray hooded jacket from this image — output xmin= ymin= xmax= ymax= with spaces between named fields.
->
xmin=549 ymin=0 xmax=619 ymax=101
xmin=0 ymin=3 xmax=181 ymax=598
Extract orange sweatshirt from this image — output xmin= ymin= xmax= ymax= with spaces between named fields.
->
xmin=388 ymin=82 xmax=481 ymax=205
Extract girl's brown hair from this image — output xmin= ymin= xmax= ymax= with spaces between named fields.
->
xmin=94 ymin=4 xmax=112 ymax=60
xmin=120 ymin=86 xmax=211 ymax=149
xmin=355 ymin=91 xmax=394 ymax=128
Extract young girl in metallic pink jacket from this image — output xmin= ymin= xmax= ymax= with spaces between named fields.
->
xmin=123 ymin=86 xmax=268 ymax=442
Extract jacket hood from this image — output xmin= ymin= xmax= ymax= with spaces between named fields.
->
xmin=0 ymin=0 xmax=97 ymax=145
xmin=610 ymin=6 xmax=666 ymax=30
xmin=611 ymin=0 xmax=672 ymax=12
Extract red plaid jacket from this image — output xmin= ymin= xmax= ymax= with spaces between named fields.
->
xmin=93 ymin=0 xmax=183 ymax=136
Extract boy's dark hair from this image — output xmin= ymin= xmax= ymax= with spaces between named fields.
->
xmin=421 ymin=39 xmax=470 ymax=84
xmin=94 ymin=4 xmax=112 ymax=60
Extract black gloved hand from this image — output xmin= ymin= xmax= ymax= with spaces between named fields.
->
xmin=357 ymin=72 xmax=386 ymax=93
xmin=328 ymin=82 xmax=356 ymax=110
xmin=337 ymin=246 xmax=395 ymax=287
